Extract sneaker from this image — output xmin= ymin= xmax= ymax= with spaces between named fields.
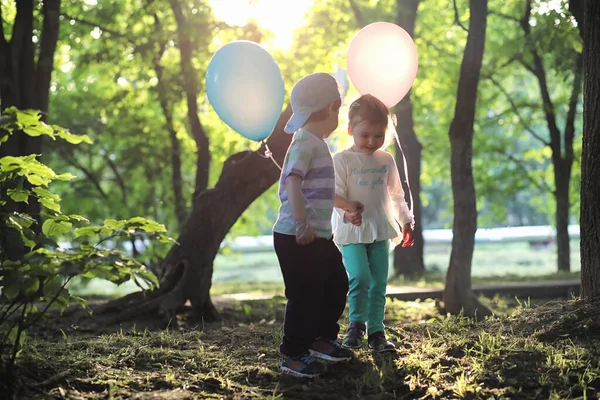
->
xmin=342 ymin=322 xmax=366 ymax=349
xmin=280 ymin=354 xmax=326 ymax=378
xmin=368 ymin=332 xmax=396 ymax=353
xmin=309 ymin=338 xmax=354 ymax=362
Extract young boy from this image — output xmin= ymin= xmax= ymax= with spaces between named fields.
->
xmin=273 ymin=73 xmax=360 ymax=378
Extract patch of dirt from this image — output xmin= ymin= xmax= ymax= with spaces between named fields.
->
xmin=535 ymin=300 xmax=600 ymax=341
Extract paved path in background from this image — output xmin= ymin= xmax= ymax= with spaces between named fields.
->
xmin=213 ymin=279 xmax=580 ymax=304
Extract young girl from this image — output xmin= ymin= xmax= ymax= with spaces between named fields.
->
xmin=333 ymin=94 xmax=415 ymax=353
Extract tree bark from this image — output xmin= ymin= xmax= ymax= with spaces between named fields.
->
xmin=580 ymin=0 xmax=600 ymax=301
xmin=0 ymin=0 xmax=60 ymax=219
xmin=443 ymin=0 xmax=492 ymax=319
xmin=393 ymin=0 xmax=424 ymax=278
xmin=97 ymin=106 xmax=292 ymax=324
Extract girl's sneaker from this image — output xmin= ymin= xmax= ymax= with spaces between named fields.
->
xmin=368 ymin=332 xmax=396 ymax=353
xmin=280 ymin=354 xmax=326 ymax=378
xmin=342 ymin=322 xmax=366 ymax=349
xmin=309 ymin=338 xmax=354 ymax=362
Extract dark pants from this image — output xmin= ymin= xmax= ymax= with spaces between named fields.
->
xmin=273 ymin=232 xmax=349 ymax=357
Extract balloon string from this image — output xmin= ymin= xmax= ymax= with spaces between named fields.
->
xmin=258 ymin=142 xmax=282 ymax=171
xmin=390 ymin=117 xmax=415 ymax=227
xmin=256 ymin=141 xmax=319 ymax=226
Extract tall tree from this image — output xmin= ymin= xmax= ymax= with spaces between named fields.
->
xmin=393 ymin=0 xmax=425 ymax=277
xmin=517 ymin=0 xmax=582 ymax=272
xmin=580 ymin=0 xmax=600 ymax=301
xmin=0 ymin=0 xmax=61 ymax=216
xmin=443 ymin=0 xmax=491 ymax=318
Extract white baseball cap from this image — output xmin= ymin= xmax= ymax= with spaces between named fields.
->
xmin=284 ymin=73 xmax=341 ymax=134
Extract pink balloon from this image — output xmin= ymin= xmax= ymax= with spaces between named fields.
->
xmin=347 ymin=22 xmax=418 ymax=108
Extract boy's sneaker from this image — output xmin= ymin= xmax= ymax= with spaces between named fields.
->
xmin=309 ymin=337 xmax=354 ymax=362
xmin=368 ymin=332 xmax=396 ymax=353
xmin=342 ymin=322 xmax=366 ymax=349
xmin=280 ymin=354 xmax=326 ymax=378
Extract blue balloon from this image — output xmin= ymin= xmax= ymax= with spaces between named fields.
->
xmin=206 ymin=41 xmax=285 ymax=142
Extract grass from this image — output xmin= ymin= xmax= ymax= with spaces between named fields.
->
xmin=5 ymin=294 xmax=600 ymax=399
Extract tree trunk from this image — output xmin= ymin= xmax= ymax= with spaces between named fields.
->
xmin=443 ymin=0 xmax=491 ymax=319
xmin=580 ymin=0 xmax=600 ymax=301
xmin=97 ymin=106 xmax=293 ymax=324
xmin=556 ymin=47 xmax=583 ymax=272
xmin=554 ymin=162 xmax=572 ymax=272
xmin=393 ymin=0 xmax=424 ymax=278
xmin=0 ymin=0 xmax=60 ymax=218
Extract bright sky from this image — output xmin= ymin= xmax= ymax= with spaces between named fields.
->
xmin=209 ymin=0 xmax=315 ymax=49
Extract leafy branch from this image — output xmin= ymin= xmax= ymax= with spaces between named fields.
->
xmin=492 ymin=147 xmax=554 ymax=195
xmin=0 ymin=109 xmax=172 ymax=379
xmin=453 ymin=0 xmax=469 ymax=32
xmin=482 ymin=74 xmax=550 ymax=146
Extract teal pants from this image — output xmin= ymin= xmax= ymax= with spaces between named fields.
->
xmin=340 ymin=240 xmax=390 ymax=336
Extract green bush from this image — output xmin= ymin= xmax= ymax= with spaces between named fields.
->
xmin=0 ymin=108 xmax=173 ymax=381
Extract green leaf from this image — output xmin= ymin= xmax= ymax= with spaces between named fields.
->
xmin=0 ymin=156 xmax=24 ymax=171
xmin=32 ymin=187 xmax=61 ymax=202
xmin=3 ymin=283 xmax=21 ymax=301
xmin=65 ymin=214 xmax=89 ymax=223
xmin=42 ymin=219 xmax=72 ymax=237
xmin=10 ymin=213 xmax=36 ymax=228
xmin=74 ymin=226 xmax=111 ymax=238
xmin=54 ymin=128 xmax=93 ymax=145
xmin=7 ymin=188 xmax=30 ymax=203
xmin=26 ymin=174 xmax=50 ymax=186
xmin=70 ymin=295 xmax=89 ymax=310
xmin=26 ymin=303 xmax=39 ymax=314
xmin=134 ymin=267 xmax=159 ymax=288
xmin=127 ymin=217 xmax=167 ymax=233
xmin=39 ymin=197 xmax=61 ymax=212
xmin=8 ymin=326 xmax=26 ymax=347
xmin=42 ymin=276 xmax=63 ymax=301
xmin=23 ymin=123 xmax=54 ymax=137
xmin=104 ymin=219 xmax=125 ymax=230
xmin=22 ymin=277 xmax=40 ymax=297
xmin=51 ymin=294 xmax=70 ymax=313
xmin=6 ymin=215 xmax=27 ymax=233
xmin=16 ymin=109 xmax=41 ymax=126
xmin=156 ymin=235 xmax=177 ymax=244
xmin=55 ymin=172 xmax=75 ymax=181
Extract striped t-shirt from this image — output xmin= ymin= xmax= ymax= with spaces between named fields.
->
xmin=273 ymin=129 xmax=335 ymax=238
